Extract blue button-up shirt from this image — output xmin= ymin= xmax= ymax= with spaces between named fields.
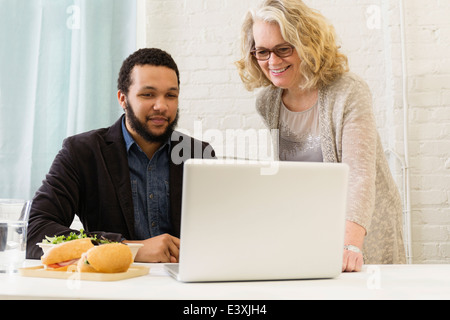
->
xmin=121 ymin=118 xmax=172 ymax=239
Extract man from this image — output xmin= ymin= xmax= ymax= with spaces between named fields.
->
xmin=26 ymin=48 xmax=215 ymax=262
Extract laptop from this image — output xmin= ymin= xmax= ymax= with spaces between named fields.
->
xmin=165 ymin=159 xmax=349 ymax=282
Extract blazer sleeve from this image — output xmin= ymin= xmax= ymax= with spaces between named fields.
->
xmin=26 ymin=138 xmax=81 ymax=258
xmin=26 ymin=135 xmax=125 ymax=259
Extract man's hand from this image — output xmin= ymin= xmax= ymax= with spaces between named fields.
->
xmin=124 ymin=234 xmax=180 ymax=263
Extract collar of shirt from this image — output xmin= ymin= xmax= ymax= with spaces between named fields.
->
xmin=121 ymin=117 xmax=172 ymax=239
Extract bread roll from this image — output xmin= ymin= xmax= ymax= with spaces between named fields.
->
xmin=41 ymin=238 xmax=94 ymax=265
xmin=76 ymin=252 xmax=98 ymax=272
xmin=77 ymin=243 xmax=133 ymax=273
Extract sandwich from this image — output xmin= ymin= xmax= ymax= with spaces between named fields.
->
xmin=77 ymin=243 xmax=133 ymax=273
xmin=41 ymin=238 xmax=94 ymax=271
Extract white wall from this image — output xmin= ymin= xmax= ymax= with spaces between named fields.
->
xmin=141 ymin=0 xmax=450 ymax=263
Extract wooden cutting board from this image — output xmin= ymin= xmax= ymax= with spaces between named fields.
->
xmin=19 ymin=264 xmax=149 ymax=281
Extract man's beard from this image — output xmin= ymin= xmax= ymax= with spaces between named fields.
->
xmin=124 ymin=100 xmax=179 ymax=144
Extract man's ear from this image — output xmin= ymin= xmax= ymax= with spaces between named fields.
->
xmin=117 ymin=90 xmax=127 ymax=110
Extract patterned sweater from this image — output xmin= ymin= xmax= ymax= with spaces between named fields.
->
xmin=255 ymin=72 xmax=406 ymax=264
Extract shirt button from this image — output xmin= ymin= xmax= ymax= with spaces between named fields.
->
xmin=151 ymin=221 xmax=156 ymax=227
xmin=149 ymin=194 xmax=154 ymax=199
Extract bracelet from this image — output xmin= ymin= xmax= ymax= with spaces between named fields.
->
xmin=344 ymin=244 xmax=362 ymax=254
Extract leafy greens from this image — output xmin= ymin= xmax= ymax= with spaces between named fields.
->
xmin=42 ymin=229 xmax=114 ymax=245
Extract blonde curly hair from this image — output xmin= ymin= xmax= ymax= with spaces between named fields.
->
xmin=236 ymin=0 xmax=349 ymax=91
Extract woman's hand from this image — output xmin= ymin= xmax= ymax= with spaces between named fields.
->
xmin=343 ymin=221 xmax=365 ymax=272
xmin=342 ymin=246 xmax=364 ymax=272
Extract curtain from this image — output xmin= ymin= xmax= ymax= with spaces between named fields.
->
xmin=0 ymin=0 xmax=136 ymax=200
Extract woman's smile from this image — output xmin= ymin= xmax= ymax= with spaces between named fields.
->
xmin=269 ymin=65 xmax=291 ymax=76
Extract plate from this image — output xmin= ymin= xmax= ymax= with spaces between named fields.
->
xmin=19 ymin=264 xmax=149 ymax=281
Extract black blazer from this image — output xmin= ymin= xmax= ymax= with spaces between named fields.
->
xmin=26 ymin=115 xmax=215 ymax=259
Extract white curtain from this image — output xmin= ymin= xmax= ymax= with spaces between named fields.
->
xmin=0 ymin=0 xmax=136 ymax=199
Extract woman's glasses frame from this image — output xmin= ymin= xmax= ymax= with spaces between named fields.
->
xmin=250 ymin=44 xmax=295 ymax=61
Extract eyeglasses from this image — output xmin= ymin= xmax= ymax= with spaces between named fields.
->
xmin=250 ymin=45 xmax=295 ymax=61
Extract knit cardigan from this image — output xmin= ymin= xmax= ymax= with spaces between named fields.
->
xmin=255 ymin=72 xmax=406 ymax=264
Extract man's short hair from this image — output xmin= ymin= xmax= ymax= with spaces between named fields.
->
xmin=117 ymin=48 xmax=180 ymax=95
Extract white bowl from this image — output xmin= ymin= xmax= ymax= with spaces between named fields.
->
xmin=37 ymin=242 xmax=143 ymax=262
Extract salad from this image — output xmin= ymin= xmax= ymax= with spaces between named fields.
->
xmin=42 ymin=229 xmax=115 ymax=245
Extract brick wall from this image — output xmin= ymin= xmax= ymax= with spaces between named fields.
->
xmin=141 ymin=0 xmax=450 ymax=263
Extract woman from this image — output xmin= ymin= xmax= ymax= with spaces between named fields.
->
xmin=236 ymin=0 xmax=406 ymax=271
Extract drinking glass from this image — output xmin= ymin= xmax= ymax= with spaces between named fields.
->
xmin=0 ymin=199 xmax=32 ymax=273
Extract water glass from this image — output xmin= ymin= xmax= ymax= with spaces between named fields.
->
xmin=0 ymin=199 xmax=32 ymax=273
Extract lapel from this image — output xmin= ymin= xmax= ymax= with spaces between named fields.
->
xmin=318 ymin=86 xmax=338 ymax=163
xmin=101 ymin=115 xmax=136 ymax=239
xmin=168 ymin=133 xmax=184 ymax=238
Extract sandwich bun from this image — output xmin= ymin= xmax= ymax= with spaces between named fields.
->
xmin=77 ymin=243 xmax=133 ymax=273
xmin=77 ymin=252 xmax=98 ymax=273
xmin=41 ymin=238 xmax=94 ymax=270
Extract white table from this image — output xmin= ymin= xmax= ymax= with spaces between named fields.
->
xmin=1 ymin=261 xmax=450 ymax=300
